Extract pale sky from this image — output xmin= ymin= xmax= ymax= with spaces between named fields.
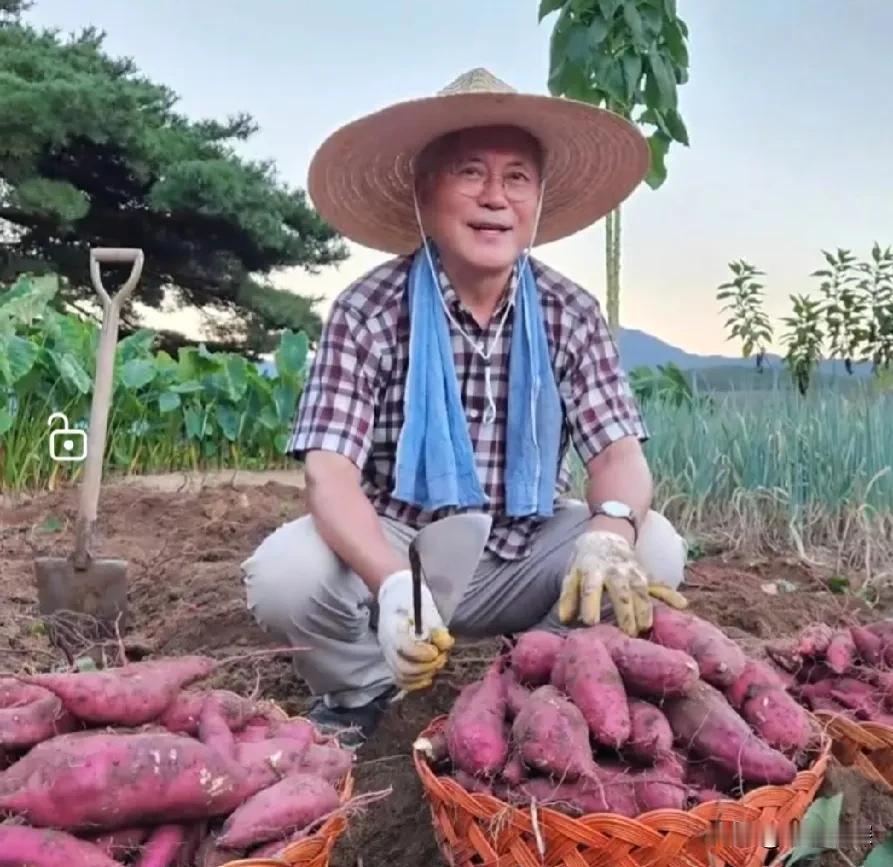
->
xmin=25 ymin=1 xmax=893 ymax=355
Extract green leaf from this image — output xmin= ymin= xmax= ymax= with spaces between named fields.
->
xmin=215 ymin=403 xmax=240 ymax=441
xmin=663 ymin=106 xmax=689 ymax=145
xmin=184 ymin=406 xmax=203 ymax=440
xmin=865 ymin=832 xmax=893 ymax=866
xmin=641 ymin=4 xmax=663 ymax=35
xmin=646 ymin=45 xmax=678 ymax=110
xmin=171 ymin=380 xmax=204 ymax=395
xmin=827 ymin=575 xmax=850 ymax=594
xmin=258 ymin=404 xmax=279 ymax=431
xmin=0 ymin=406 xmax=12 ymax=436
xmin=51 ymin=351 xmax=92 ymax=394
xmin=566 ymin=22 xmax=592 ymax=65
xmin=621 ymin=52 xmax=643 ymax=103
xmin=598 ymin=0 xmax=621 ymax=19
xmin=2 ymin=333 xmax=39 ymax=383
xmin=622 ymin=3 xmax=647 ymax=49
xmin=645 ymin=131 xmax=671 ymax=189
xmin=588 ymin=16 xmax=609 ymax=46
xmin=663 ymin=19 xmax=689 ymax=68
xmin=538 ymin=0 xmax=566 ymax=20
xmin=119 ymin=358 xmax=156 ymax=390
xmin=158 ymin=391 xmax=181 ymax=413
xmin=782 ymin=794 xmax=842 ymax=865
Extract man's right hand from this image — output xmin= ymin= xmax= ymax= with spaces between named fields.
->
xmin=377 ymin=569 xmax=453 ymax=691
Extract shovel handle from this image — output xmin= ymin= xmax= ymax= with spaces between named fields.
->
xmin=89 ymin=248 xmax=144 ymax=312
xmin=73 ymin=248 xmax=144 ymax=567
xmin=408 ymin=541 xmax=424 ymax=638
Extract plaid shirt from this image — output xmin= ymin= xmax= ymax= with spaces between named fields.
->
xmin=287 ymin=252 xmax=648 ymax=560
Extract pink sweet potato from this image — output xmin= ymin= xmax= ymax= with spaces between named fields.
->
xmin=511 ymin=685 xmax=594 ymax=781
xmin=510 ymin=631 xmax=565 ymax=686
xmin=851 ymin=626 xmax=884 ymax=666
xmin=625 ymin=699 xmax=673 ymax=763
xmin=692 ymin=788 xmax=728 ymax=804
xmin=684 ymin=756 xmax=736 ymax=793
xmin=830 ymin=677 xmax=880 ymax=718
xmin=650 ymin=607 xmax=746 ymax=688
xmin=795 ymin=623 xmax=834 ymax=658
xmin=826 ymin=630 xmax=857 ymax=675
xmin=741 ymin=687 xmax=813 ymax=755
xmin=512 ymin=775 xmax=617 ymax=816
xmin=503 ymin=670 xmax=531 ymax=719
xmin=726 ymin=659 xmax=787 ymax=710
xmin=630 ymin=755 xmax=688 ymax=811
xmin=589 ymin=624 xmax=699 ymax=699
xmin=198 ymin=696 xmax=236 ymax=758
xmin=0 ymin=676 xmax=77 ymax=748
xmin=0 ymin=730 xmax=248 ymax=830
xmin=134 ymin=824 xmax=185 ymax=867
xmin=662 ymin=680 xmax=797 ymax=785
xmin=552 ymin=629 xmax=630 ymax=748
xmin=501 ymin=748 xmax=527 ymax=786
xmin=218 ymin=773 xmax=341 ymax=848
xmin=445 ymin=661 xmax=509 ymax=777
xmin=89 ymin=826 xmax=149 ymax=858
xmin=270 ymin=717 xmax=327 ymax=744
xmin=21 ymin=655 xmax=216 ymax=726
xmin=0 ymin=825 xmax=121 ymax=866
xmin=195 ymin=835 xmax=240 ymax=867
xmin=159 ymin=689 xmax=257 ymax=734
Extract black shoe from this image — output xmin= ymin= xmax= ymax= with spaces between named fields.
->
xmin=307 ymin=686 xmax=398 ymax=749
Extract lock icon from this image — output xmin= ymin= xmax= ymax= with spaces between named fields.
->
xmin=48 ymin=412 xmax=88 ymax=463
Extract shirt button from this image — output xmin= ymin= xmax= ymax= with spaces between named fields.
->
xmin=468 ymin=408 xmax=480 ymax=420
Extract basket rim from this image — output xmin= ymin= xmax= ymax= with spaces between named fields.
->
xmin=413 ymin=714 xmax=832 ymax=835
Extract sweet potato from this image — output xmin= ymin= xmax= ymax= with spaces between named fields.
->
xmin=89 ymin=826 xmax=149 ymax=858
xmin=0 ymin=825 xmax=121 ymax=866
xmin=445 ymin=661 xmax=509 ymax=777
xmin=826 ymin=630 xmax=857 ymax=675
xmin=198 ymin=696 xmax=236 ymax=758
xmin=511 ymin=685 xmax=594 ymax=781
xmin=830 ymin=677 xmax=880 ymax=718
xmin=0 ymin=676 xmax=77 ymax=748
xmin=501 ymin=748 xmax=526 ymax=786
xmin=22 ymin=656 xmax=216 ymax=726
xmin=159 ymin=689 xmax=257 ymax=734
xmin=866 ymin=621 xmax=893 ymax=667
xmin=503 ymin=670 xmax=531 ymax=718
xmin=850 ymin=626 xmax=883 ymax=666
xmin=134 ymin=824 xmax=185 ymax=867
xmin=692 ymin=788 xmax=728 ymax=804
xmin=662 ymin=680 xmax=797 ymax=784
xmin=510 ymin=630 xmax=565 ymax=686
xmin=270 ymin=717 xmax=327 ymax=744
xmin=625 ymin=699 xmax=673 ymax=763
xmin=512 ymin=775 xmax=616 ymax=816
xmin=650 ymin=607 xmax=746 ymax=688
xmin=796 ymin=623 xmax=834 ymax=658
xmin=684 ymin=756 xmax=736 ymax=793
xmin=553 ymin=629 xmax=630 ymax=748
xmin=0 ymin=730 xmax=248 ymax=830
xmin=726 ymin=659 xmax=787 ymax=710
xmin=630 ymin=755 xmax=688 ymax=811
xmin=195 ymin=835 xmax=239 ymax=867
xmin=588 ymin=624 xmax=699 ymax=698
xmin=741 ymin=687 xmax=813 ymax=755
xmin=218 ymin=773 xmax=341 ymax=848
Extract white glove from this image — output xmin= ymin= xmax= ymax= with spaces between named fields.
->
xmin=377 ymin=569 xmax=454 ymax=692
xmin=557 ymin=530 xmax=688 ymax=636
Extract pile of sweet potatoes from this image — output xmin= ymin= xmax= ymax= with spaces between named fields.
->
xmin=418 ymin=605 xmax=826 ymax=818
xmin=0 ymin=655 xmax=362 ymax=866
xmin=766 ymin=620 xmax=893 ymax=725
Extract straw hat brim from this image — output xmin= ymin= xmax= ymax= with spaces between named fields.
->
xmin=307 ymin=90 xmax=651 ymax=255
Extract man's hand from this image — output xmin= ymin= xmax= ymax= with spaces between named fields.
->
xmin=377 ymin=569 xmax=454 ymax=691
xmin=557 ymin=530 xmax=688 ymax=636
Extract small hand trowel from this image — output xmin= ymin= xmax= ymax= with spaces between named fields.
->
xmin=408 ymin=512 xmax=493 ymax=637
xmin=34 ymin=248 xmax=145 ymax=637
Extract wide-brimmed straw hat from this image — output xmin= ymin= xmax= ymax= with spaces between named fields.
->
xmin=306 ymin=67 xmax=650 ymax=255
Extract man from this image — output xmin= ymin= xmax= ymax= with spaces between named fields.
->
xmin=242 ymin=68 xmax=689 ymax=747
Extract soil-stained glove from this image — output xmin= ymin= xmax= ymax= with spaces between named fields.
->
xmin=377 ymin=569 xmax=454 ymax=691
xmin=557 ymin=530 xmax=688 ymax=636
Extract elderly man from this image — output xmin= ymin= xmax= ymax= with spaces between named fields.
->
xmin=242 ymin=68 xmax=689 ymax=746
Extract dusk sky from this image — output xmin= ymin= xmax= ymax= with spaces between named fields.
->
xmin=25 ymin=1 xmax=893 ymax=355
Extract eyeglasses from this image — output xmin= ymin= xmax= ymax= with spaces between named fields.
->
xmin=445 ymin=163 xmax=539 ymax=203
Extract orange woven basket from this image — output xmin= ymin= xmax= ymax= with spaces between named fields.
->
xmin=414 ymin=716 xmax=831 ymax=867
xmin=812 ymin=710 xmax=893 ymax=792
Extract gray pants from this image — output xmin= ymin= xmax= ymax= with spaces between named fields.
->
xmin=242 ymin=500 xmax=687 ymax=709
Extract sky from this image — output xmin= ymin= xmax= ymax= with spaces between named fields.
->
xmin=23 ymin=0 xmax=893 ymax=355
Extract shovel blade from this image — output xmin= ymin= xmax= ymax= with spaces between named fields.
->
xmin=34 ymin=556 xmax=128 ymax=631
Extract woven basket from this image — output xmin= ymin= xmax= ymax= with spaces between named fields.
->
xmin=813 ymin=710 xmax=893 ymax=792
xmin=220 ymin=707 xmax=356 ymax=867
xmin=414 ymin=716 xmax=831 ymax=867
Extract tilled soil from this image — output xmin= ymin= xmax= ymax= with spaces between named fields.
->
xmin=1 ymin=480 xmax=892 ymax=865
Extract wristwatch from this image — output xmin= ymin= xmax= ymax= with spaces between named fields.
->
xmin=590 ymin=500 xmax=639 ymax=543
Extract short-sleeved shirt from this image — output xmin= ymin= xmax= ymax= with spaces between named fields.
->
xmin=286 ymin=251 xmax=648 ymax=561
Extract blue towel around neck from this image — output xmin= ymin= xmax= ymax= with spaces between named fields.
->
xmin=392 ymin=243 xmax=562 ymax=517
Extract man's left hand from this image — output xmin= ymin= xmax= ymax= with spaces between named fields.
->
xmin=557 ymin=530 xmax=688 ymax=636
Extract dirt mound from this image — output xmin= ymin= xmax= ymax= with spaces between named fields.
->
xmin=1 ymin=480 xmax=891 ymax=866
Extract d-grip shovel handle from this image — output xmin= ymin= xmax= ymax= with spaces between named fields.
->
xmin=72 ymin=248 xmax=145 ymax=568
xmin=408 ymin=540 xmax=424 ymax=638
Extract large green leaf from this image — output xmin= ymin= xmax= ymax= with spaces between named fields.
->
xmin=50 ymin=351 xmax=93 ymax=394
xmin=119 ymin=358 xmax=157 ymax=390
xmin=215 ymin=403 xmax=240 ymax=441
xmin=1 ymin=334 xmax=39 ymax=384
xmin=171 ymin=380 xmax=204 ymax=395
xmin=621 ymin=51 xmax=643 ymax=103
xmin=781 ymin=794 xmax=842 ymax=865
xmin=214 ymin=355 xmax=249 ymax=402
xmin=0 ymin=406 xmax=12 ymax=436
xmin=663 ymin=107 xmax=689 ymax=145
xmin=158 ymin=390 xmax=181 ymax=413
xmin=118 ymin=329 xmax=156 ymax=361
xmin=0 ymin=273 xmax=58 ymax=325
xmin=645 ymin=131 xmax=671 ymax=188
xmin=865 ymin=833 xmax=893 ymax=866
xmin=646 ymin=44 xmax=677 ymax=110
xmin=538 ymin=0 xmax=566 ymax=20
xmin=598 ymin=0 xmax=621 ymax=19
xmin=272 ymin=381 xmax=299 ymax=425
xmin=621 ymin=2 xmax=646 ymax=49
xmin=184 ymin=406 xmax=204 ymax=440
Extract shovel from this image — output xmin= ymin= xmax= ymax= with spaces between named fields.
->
xmin=34 ymin=247 xmax=145 ymax=636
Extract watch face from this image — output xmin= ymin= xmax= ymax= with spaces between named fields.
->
xmin=601 ymin=500 xmax=631 ymax=518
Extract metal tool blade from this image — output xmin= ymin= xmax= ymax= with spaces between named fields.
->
xmin=408 ymin=512 xmax=492 ymax=626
